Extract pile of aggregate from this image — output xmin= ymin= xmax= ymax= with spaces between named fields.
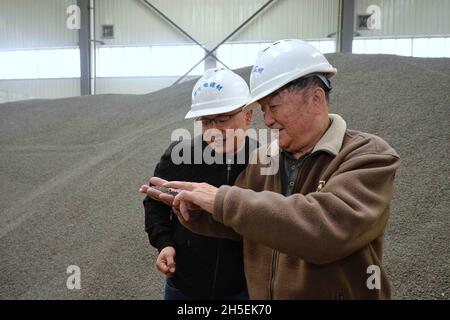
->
xmin=0 ymin=53 xmax=448 ymax=299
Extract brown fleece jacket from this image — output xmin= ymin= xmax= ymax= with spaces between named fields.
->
xmin=180 ymin=114 xmax=400 ymax=299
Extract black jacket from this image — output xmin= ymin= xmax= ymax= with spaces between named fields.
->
xmin=144 ymin=136 xmax=257 ymax=299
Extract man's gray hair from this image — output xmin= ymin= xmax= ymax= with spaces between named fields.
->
xmin=285 ymin=74 xmax=332 ymax=102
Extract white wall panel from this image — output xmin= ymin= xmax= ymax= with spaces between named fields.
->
xmin=2 ymin=0 xmax=449 ymax=102
xmin=234 ymin=0 xmax=339 ymax=42
xmin=0 ymin=0 xmax=78 ymax=49
xmin=355 ymin=0 xmax=450 ymax=37
xmin=94 ymin=0 xmax=186 ymax=45
xmin=0 ymin=79 xmax=80 ymax=102
xmin=94 ymin=0 xmax=339 ymax=47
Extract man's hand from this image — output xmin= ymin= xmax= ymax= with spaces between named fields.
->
xmin=138 ymin=177 xmax=177 ymax=207
xmin=163 ymin=181 xmax=219 ymax=220
xmin=156 ymin=246 xmax=176 ymax=276
xmin=139 ymin=178 xmax=219 ymax=221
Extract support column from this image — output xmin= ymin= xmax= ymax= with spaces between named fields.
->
xmin=77 ymin=0 xmax=91 ymax=95
xmin=337 ymin=0 xmax=355 ymax=53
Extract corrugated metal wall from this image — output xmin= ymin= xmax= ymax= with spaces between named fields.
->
xmin=94 ymin=0 xmax=338 ymax=46
xmin=0 ymin=0 xmax=80 ymax=100
xmin=93 ymin=0 xmax=283 ymax=47
xmin=1 ymin=0 xmax=450 ymax=101
xmin=355 ymin=0 xmax=450 ymax=37
xmin=233 ymin=0 xmax=339 ymax=42
xmin=0 ymin=0 xmax=78 ymax=49
xmin=94 ymin=0 xmax=185 ymax=45
xmin=3 ymin=0 xmax=447 ymax=51
xmin=92 ymin=0 xmax=339 ymax=96
xmin=0 ymin=79 xmax=79 ymax=102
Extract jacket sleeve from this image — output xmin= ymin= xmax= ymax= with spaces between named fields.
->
xmin=175 ymin=210 xmax=242 ymax=241
xmin=213 ymin=152 xmax=400 ymax=264
xmin=144 ymin=144 xmax=177 ymax=252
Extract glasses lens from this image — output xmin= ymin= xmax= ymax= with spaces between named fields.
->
xmin=196 ymin=110 xmax=241 ymax=127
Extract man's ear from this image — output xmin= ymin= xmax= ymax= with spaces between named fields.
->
xmin=244 ymin=110 xmax=253 ymax=124
xmin=311 ymin=87 xmax=326 ymax=114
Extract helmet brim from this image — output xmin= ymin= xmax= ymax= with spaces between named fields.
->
xmin=185 ymin=104 xmax=246 ymax=119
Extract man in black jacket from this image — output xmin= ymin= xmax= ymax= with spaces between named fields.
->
xmin=140 ymin=68 xmax=257 ymax=299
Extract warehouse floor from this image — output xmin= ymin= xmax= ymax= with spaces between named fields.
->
xmin=0 ymin=53 xmax=449 ymax=299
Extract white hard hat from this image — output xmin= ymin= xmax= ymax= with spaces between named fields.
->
xmin=245 ymin=39 xmax=337 ymax=109
xmin=185 ymin=68 xmax=251 ymax=119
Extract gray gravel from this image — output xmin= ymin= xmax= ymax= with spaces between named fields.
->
xmin=0 ymin=53 xmax=449 ymax=299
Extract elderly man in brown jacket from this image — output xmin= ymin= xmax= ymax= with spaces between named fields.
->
xmin=146 ymin=39 xmax=400 ymax=299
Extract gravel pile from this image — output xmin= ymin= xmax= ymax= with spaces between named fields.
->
xmin=0 ymin=53 xmax=448 ymax=299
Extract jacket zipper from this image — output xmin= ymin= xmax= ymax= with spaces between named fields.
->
xmin=268 ymin=153 xmax=289 ymax=300
xmin=269 ymin=154 xmax=312 ymax=299
xmin=269 ymin=250 xmax=279 ymax=299
xmin=211 ymin=159 xmax=232 ymax=299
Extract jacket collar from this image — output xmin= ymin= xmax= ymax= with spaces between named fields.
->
xmin=311 ymin=113 xmax=347 ymax=156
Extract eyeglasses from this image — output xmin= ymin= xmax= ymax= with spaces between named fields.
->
xmin=195 ymin=109 xmax=242 ymax=127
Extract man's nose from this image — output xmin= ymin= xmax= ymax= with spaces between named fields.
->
xmin=263 ymin=109 xmax=275 ymax=127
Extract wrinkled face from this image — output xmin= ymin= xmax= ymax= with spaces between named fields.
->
xmin=197 ymin=109 xmax=253 ymax=154
xmin=258 ymin=86 xmax=318 ymax=154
